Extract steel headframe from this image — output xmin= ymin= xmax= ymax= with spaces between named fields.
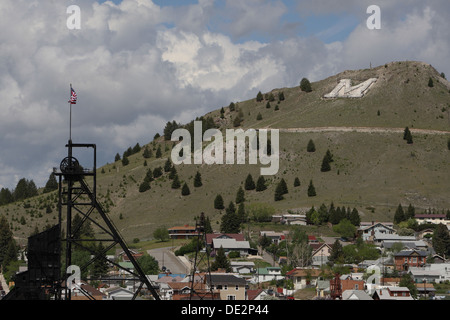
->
xmin=189 ymin=212 xmax=215 ymax=300
xmin=55 ymin=140 xmax=160 ymax=300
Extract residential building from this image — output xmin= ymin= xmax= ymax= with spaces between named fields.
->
xmin=207 ymin=274 xmax=247 ymax=300
xmin=252 ymin=267 xmax=282 ymax=284
xmin=168 ymin=224 xmax=198 ymax=239
xmin=286 ymin=268 xmax=324 ymax=290
xmin=230 ymin=261 xmax=255 ymax=274
xmin=358 ymin=222 xmax=396 ymax=242
xmin=260 ymin=231 xmax=286 ymax=244
xmin=206 ymin=233 xmax=245 ymax=250
xmin=394 ymin=249 xmax=427 ymax=271
xmin=409 ymin=263 xmax=450 ymax=283
xmin=311 ymin=243 xmax=332 ymax=267
xmin=212 ymin=238 xmax=254 ymax=256
xmin=372 ymin=287 xmax=414 ymax=300
xmin=414 ymin=214 xmax=449 ymax=225
xmin=342 ymin=290 xmax=373 ymax=300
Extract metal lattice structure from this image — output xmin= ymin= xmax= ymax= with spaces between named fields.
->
xmin=330 ymin=273 xmax=342 ymax=300
xmin=189 ymin=212 xmax=215 ymax=300
xmin=55 ymin=140 xmax=160 ymax=300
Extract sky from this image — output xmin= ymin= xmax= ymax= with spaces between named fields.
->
xmin=0 ymin=0 xmax=450 ymax=190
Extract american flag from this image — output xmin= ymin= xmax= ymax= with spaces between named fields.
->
xmin=69 ymin=86 xmax=77 ymax=104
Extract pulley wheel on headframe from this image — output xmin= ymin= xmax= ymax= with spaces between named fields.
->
xmin=60 ymin=156 xmax=81 ymax=176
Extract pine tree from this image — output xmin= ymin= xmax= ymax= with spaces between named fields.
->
xmin=256 ymin=176 xmax=267 ymax=191
xmin=214 ymin=194 xmax=224 ymax=210
xmin=43 ymin=173 xmax=58 ymax=193
xmin=274 ymin=182 xmax=284 ymax=201
xmin=245 ymin=174 xmax=256 ymax=190
xmin=321 ymin=154 xmax=331 ymax=172
xmin=194 ymin=171 xmax=202 ymax=187
xmin=236 ymin=186 xmax=245 ymax=204
xmin=403 ymin=127 xmax=413 ymax=144
xmin=394 ymin=204 xmax=405 ymax=224
xmin=300 ymin=78 xmax=312 ymax=92
xmin=307 ymin=180 xmax=316 ymax=197
xmin=294 ymin=177 xmax=301 ymax=187
xmin=256 ymin=91 xmax=263 ymax=102
xmin=169 ymin=166 xmax=177 ymax=180
xmin=143 ymin=147 xmax=152 ymax=158
xmin=349 ymin=208 xmax=361 ymax=226
xmin=181 ymin=182 xmax=190 ymax=196
xmin=256 ymin=112 xmax=262 ymax=120
xmin=237 ymin=203 xmax=246 ymax=223
xmin=115 ymin=153 xmax=121 ymax=162
xmin=279 ymin=178 xmax=288 ymax=195
xmin=329 ymin=239 xmax=343 ymax=264
xmin=92 ymin=242 xmax=109 ymax=278
xmin=156 ymin=145 xmax=162 ymax=158
xmin=171 ymin=174 xmax=181 ymax=189
xmin=432 ymin=224 xmax=450 ymax=257
xmin=211 ymin=246 xmax=231 ymax=272
xmin=139 ymin=180 xmax=151 ymax=193
xmin=226 ymin=201 xmax=236 ymax=215
xmin=307 ymin=139 xmax=316 ymax=152
xmin=428 ymin=77 xmax=434 ymax=87
xmin=164 ymin=158 xmax=172 ymax=172
xmin=406 ymin=204 xmax=415 ymax=220
xmin=266 ymin=102 xmax=271 ymax=109
xmin=122 ymin=155 xmax=129 ymax=166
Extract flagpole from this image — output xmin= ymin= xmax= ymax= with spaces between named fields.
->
xmin=69 ymin=84 xmax=72 ymax=142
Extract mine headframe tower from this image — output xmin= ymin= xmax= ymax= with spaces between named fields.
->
xmin=189 ymin=212 xmax=216 ymax=300
xmin=55 ymin=140 xmax=160 ymax=300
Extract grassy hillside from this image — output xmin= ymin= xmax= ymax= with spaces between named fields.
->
xmin=2 ymin=61 xmax=450 ymax=244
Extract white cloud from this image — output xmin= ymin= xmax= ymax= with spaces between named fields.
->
xmin=0 ymin=0 xmax=449 ymax=190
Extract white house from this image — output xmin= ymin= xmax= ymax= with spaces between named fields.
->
xmin=230 ymin=261 xmax=255 ymax=274
xmin=252 ymin=267 xmax=282 ymax=284
xmin=358 ymin=222 xmax=396 ymax=242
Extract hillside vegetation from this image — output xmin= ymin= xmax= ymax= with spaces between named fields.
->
xmin=2 ymin=61 xmax=450 ymax=244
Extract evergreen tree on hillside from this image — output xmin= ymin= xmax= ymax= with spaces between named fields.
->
xmin=245 ymin=174 xmax=255 ymax=190
xmin=214 ymin=194 xmax=224 ymax=210
xmin=115 ymin=153 xmax=121 ymax=162
xmin=406 ymin=204 xmax=416 ymax=220
xmin=403 ymin=127 xmax=413 ymax=144
xmin=256 ymin=176 xmax=267 ymax=191
xmin=143 ymin=147 xmax=152 ymax=159
xmin=329 ymin=239 xmax=343 ymax=264
xmin=163 ymin=121 xmax=179 ymax=140
xmin=171 ymin=174 xmax=181 ymax=189
xmin=156 ymin=145 xmax=162 ymax=158
xmin=279 ymin=178 xmax=288 ymax=195
xmin=0 ymin=215 xmax=15 ymax=268
xmin=194 ymin=171 xmax=202 ymax=187
xmin=307 ymin=139 xmax=316 ymax=152
xmin=122 ymin=155 xmax=129 ymax=166
xmin=307 ymin=180 xmax=316 ymax=197
xmin=164 ymin=158 xmax=172 ymax=172
xmin=43 ymin=173 xmax=58 ymax=193
xmin=349 ymin=208 xmax=361 ymax=226
xmin=0 ymin=188 xmax=13 ymax=206
xmin=139 ymin=180 xmax=151 ymax=193
xmin=169 ymin=166 xmax=177 ymax=180
xmin=294 ymin=177 xmax=301 ymax=187
xmin=428 ymin=77 xmax=434 ymax=88
xmin=300 ymin=78 xmax=312 ymax=92
xmin=181 ymin=182 xmax=190 ymax=196
xmin=236 ymin=186 xmax=245 ymax=204
xmin=256 ymin=91 xmax=263 ymax=102
xmin=394 ymin=204 xmax=406 ymax=224
xmin=321 ymin=154 xmax=331 ymax=172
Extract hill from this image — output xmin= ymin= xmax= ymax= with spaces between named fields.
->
xmin=2 ymin=61 xmax=450 ymax=244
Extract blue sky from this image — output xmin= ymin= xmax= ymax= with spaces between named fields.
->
xmin=0 ymin=0 xmax=449 ymax=189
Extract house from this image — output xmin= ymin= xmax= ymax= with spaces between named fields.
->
xmin=316 ymin=280 xmax=330 ymax=298
xmin=340 ymin=276 xmax=365 ymax=292
xmin=247 ymin=288 xmax=269 ymax=300
xmin=206 ymin=233 xmax=245 ymax=250
xmin=168 ymin=225 xmax=198 ymax=239
xmin=272 ymin=214 xmax=307 ymax=225
xmin=311 ymin=243 xmax=332 ymax=267
xmin=260 ymin=231 xmax=286 ymax=244
xmin=409 ymin=263 xmax=450 ymax=283
xmin=381 ymin=240 xmax=427 ymax=251
xmin=414 ymin=214 xmax=449 ymax=225
xmin=206 ymin=274 xmax=247 ymax=300
xmin=69 ymin=281 xmax=106 ymax=300
xmin=103 ymin=286 xmax=136 ymax=300
xmin=212 ymin=238 xmax=254 ymax=256
xmin=230 ymin=261 xmax=255 ymax=274
xmin=252 ymin=267 xmax=282 ymax=284
xmin=286 ymin=268 xmax=324 ymax=290
xmin=415 ymin=282 xmax=436 ymax=298
xmin=372 ymin=234 xmax=416 ymax=246
xmin=394 ymin=249 xmax=427 ymax=271
xmin=372 ymin=287 xmax=414 ymax=300
xmin=342 ymin=290 xmax=373 ymax=300
xmin=358 ymin=222 xmax=396 ymax=242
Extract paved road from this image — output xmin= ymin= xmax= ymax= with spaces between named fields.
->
xmin=147 ymin=247 xmax=190 ymax=275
